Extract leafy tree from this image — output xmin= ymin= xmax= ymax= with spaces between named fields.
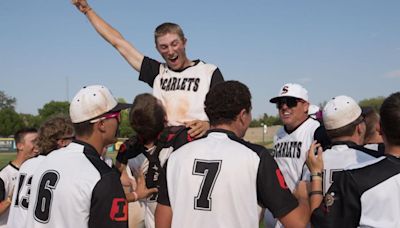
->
xmin=250 ymin=113 xmax=282 ymax=127
xmin=20 ymin=113 xmax=41 ymax=129
xmin=115 ymin=98 xmax=134 ymax=138
xmin=38 ymin=101 xmax=70 ymax=123
xmin=0 ymin=91 xmax=16 ymax=110
xmin=0 ymin=108 xmax=25 ymax=136
xmin=359 ymin=96 xmax=385 ymax=113
xmin=119 ymin=109 xmax=134 ymax=138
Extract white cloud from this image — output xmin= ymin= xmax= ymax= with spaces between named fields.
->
xmin=385 ymin=70 xmax=400 ymax=78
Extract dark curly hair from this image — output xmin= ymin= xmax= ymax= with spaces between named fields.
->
xmin=129 ymin=93 xmax=166 ymax=144
xmin=205 ymin=80 xmax=251 ymax=126
xmin=380 ymin=92 xmax=400 ymax=146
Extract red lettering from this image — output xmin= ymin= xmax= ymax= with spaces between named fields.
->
xmin=109 ymin=198 xmax=128 ymax=222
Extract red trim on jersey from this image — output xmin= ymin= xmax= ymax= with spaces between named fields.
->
xmin=109 ymin=198 xmax=128 ymax=221
xmin=276 ymin=169 xmax=289 ymax=189
xmin=118 ymin=143 xmax=127 ymax=154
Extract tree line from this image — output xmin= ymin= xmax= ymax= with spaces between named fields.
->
xmin=0 ymin=90 xmax=385 ymax=137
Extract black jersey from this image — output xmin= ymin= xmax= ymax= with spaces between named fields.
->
xmin=311 ymin=155 xmax=400 ymax=228
xmin=158 ymin=129 xmax=298 ymax=228
xmin=139 ymin=57 xmax=224 ymax=125
xmin=26 ymin=141 xmax=128 ymax=228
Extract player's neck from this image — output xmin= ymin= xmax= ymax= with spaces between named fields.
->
xmin=385 ymin=144 xmax=400 ymax=157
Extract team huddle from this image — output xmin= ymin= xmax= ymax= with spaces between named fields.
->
xmin=1 ymin=0 xmax=400 ymax=228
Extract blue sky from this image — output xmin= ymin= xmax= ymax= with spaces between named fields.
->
xmin=1 ymin=0 xmax=400 ymax=118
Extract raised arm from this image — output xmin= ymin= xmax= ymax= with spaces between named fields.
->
xmin=72 ymin=0 xmax=144 ymax=71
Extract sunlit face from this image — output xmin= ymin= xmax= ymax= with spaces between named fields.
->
xmin=276 ymin=97 xmax=309 ymax=131
xmin=156 ymin=33 xmax=189 ymax=70
xmin=102 ymin=112 xmax=121 ymax=145
xmin=21 ymin=132 xmax=39 ymax=158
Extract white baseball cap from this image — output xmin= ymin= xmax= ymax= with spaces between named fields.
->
xmin=270 ymin=83 xmax=309 ymax=103
xmin=308 ymin=104 xmax=320 ymax=115
xmin=323 ymin=95 xmax=362 ymax=130
xmin=69 ymin=85 xmax=132 ymax=123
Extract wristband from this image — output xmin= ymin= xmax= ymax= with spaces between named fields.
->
xmin=310 ymin=175 xmax=323 ymax=181
xmin=310 ymin=172 xmax=323 ymax=181
xmin=310 ymin=172 xmax=323 ymax=177
xmin=308 ymin=190 xmax=323 ymax=197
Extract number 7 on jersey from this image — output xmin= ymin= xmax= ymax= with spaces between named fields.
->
xmin=192 ymin=159 xmax=222 ymax=211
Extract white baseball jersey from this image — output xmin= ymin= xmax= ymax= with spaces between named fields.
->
xmin=25 ymin=141 xmax=128 ymax=228
xmin=158 ymin=129 xmax=298 ymax=228
xmin=272 ymin=118 xmax=328 ymax=191
xmin=116 ymin=126 xmax=193 ymax=228
xmin=319 ymin=142 xmax=380 ymax=193
xmin=0 ymin=162 xmax=19 ymax=228
xmin=139 ymin=57 xmax=224 ymax=125
xmin=364 ymin=143 xmax=385 ymax=157
xmin=301 ymin=141 xmax=380 ymax=193
xmin=311 ymin=155 xmax=400 ymax=228
xmin=7 ymin=155 xmax=46 ymax=228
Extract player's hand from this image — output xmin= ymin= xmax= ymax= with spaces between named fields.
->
xmin=71 ymin=0 xmax=91 ymax=14
xmin=306 ymin=141 xmax=323 ymax=174
xmin=120 ymin=168 xmax=137 ymax=193
xmin=126 ymin=172 xmax=158 ymax=202
xmin=185 ymin=120 xmax=210 ymax=138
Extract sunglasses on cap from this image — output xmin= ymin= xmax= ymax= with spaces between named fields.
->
xmin=276 ymin=97 xmax=302 ymax=109
xmin=90 ymin=111 xmax=121 ymax=123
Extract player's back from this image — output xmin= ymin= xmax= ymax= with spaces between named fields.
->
xmin=25 ymin=141 xmax=127 ymax=228
xmin=166 ymin=130 xmax=262 ymax=228
xmin=322 ymin=143 xmax=377 ymax=193
xmin=7 ymin=155 xmax=46 ymax=228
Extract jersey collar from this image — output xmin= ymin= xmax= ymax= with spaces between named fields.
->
xmin=206 ymin=128 xmax=238 ymax=139
xmin=167 ymin=59 xmax=201 ymax=73
xmin=72 ymin=139 xmax=101 ymax=158
xmin=332 ymin=141 xmax=382 ymax=158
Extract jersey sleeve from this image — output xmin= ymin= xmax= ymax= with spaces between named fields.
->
xmin=209 ymin=68 xmax=224 ymax=89
xmin=156 ymin=160 xmax=170 ymax=206
xmin=0 ymin=177 xmax=5 ymax=200
xmin=311 ymin=170 xmax=361 ymax=228
xmin=256 ymin=151 xmax=299 ymax=218
xmin=89 ymin=171 xmax=128 ymax=228
xmin=116 ymin=137 xmax=146 ymax=165
xmin=314 ymin=125 xmax=331 ymax=150
xmin=138 ymin=56 xmax=161 ymax=87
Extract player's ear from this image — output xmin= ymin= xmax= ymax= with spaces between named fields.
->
xmin=95 ymin=120 xmax=107 ymax=133
xmin=303 ymin=101 xmax=309 ymax=113
xmin=238 ymin=109 xmax=247 ymax=126
xmin=377 ymin=121 xmax=382 ymax=136
xmin=16 ymin=141 xmax=24 ymax=152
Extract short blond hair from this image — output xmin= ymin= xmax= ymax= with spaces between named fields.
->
xmin=154 ymin=22 xmax=185 ymax=44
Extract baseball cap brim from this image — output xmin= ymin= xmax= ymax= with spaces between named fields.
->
xmin=109 ymin=103 xmax=133 ymax=113
xmin=269 ymin=96 xmax=301 ymax=103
